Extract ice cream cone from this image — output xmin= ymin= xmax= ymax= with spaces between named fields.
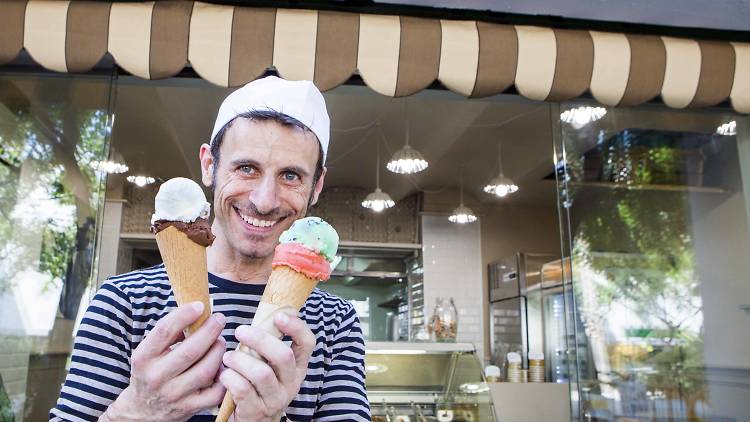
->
xmin=215 ymin=266 xmax=319 ymax=422
xmin=216 ymin=217 xmax=338 ymax=422
xmin=155 ymin=225 xmax=211 ymax=334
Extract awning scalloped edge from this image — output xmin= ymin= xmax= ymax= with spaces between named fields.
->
xmin=1 ymin=0 xmax=748 ymax=112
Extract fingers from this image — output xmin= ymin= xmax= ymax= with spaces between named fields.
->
xmin=219 ymin=367 xmax=263 ymax=411
xmin=274 ymin=312 xmax=316 ymax=369
xmin=223 ymin=347 xmax=289 ymax=407
xmin=161 ymin=313 xmax=227 ymax=379
xmin=184 ymin=378 xmax=226 ymax=414
xmin=234 ymin=325 xmax=297 ymax=385
xmin=166 ymin=337 xmax=226 ymax=398
xmin=137 ymin=302 xmax=207 ymax=359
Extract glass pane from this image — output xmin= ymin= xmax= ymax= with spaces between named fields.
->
xmin=0 ymin=73 xmax=114 ymax=421
xmin=557 ymin=103 xmax=750 ymax=421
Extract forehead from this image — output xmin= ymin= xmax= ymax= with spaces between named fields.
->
xmin=219 ymin=118 xmax=319 ymax=168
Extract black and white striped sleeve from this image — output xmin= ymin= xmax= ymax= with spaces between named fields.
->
xmin=50 ymin=281 xmax=133 ymax=422
xmin=313 ymin=304 xmax=371 ymax=421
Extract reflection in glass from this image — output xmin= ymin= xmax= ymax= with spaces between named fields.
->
xmin=321 ymin=253 xmax=409 ymax=342
xmin=0 ymin=74 xmax=113 ymax=420
xmin=557 ymin=104 xmax=750 ymax=421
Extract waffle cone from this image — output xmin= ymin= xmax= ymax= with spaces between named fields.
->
xmin=155 ymin=225 xmax=211 ymax=334
xmin=261 ymin=265 xmax=320 ymax=308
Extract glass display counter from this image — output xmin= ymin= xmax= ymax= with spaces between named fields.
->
xmin=366 ymin=342 xmax=495 ymax=422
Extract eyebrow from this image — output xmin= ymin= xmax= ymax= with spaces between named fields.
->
xmin=229 ymin=158 xmax=261 ymax=169
xmin=229 ymin=159 xmax=311 ymax=179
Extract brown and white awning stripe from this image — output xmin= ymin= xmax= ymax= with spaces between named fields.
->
xmin=1 ymin=0 xmax=749 ymax=112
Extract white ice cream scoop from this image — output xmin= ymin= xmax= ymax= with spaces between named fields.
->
xmin=151 ymin=177 xmax=211 ymax=224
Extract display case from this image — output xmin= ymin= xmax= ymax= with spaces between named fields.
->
xmin=366 ymin=342 xmax=495 ymax=421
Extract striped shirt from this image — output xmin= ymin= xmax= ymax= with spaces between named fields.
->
xmin=50 ymin=264 xmax=371 ymax=421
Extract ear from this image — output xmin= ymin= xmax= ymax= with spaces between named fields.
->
xmin=309 ymin=167 xmax=327 ymax=206
xmin=199 ymin=143 xmax=214 ymax=187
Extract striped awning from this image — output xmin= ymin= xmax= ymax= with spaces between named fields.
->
xmin=1 ymin=1 xmax=749 ymax=112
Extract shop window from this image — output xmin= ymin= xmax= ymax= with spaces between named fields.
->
xmin=555 ymin=103 xmax=750 ymax=421
xmin=0 ymin=73 xmax=114 ymax=421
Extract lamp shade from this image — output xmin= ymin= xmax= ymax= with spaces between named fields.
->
xmin=387 ymin=145 xmax=428 ymax=174
xmin=449 ymin=204 xmax=477 ymax=224
xmin=91 ymin=160 xmax=129 ymax=174
xmin=560 ymin=106 xmax=606 ymax=128
xmin=127 ymin=175 xmax=156 ymax=187
xmin=91 ymin=150 xmax=128 ymax=174
xmin=716 ymin=120 xmax=736 ymax=136
xmin=483 ymin=174 xmax=519 ymax=197
xmin=361 ymin=188 xmax=395 ymax=212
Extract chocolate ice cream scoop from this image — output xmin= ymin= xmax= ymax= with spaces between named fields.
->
xmin=150 ymin=177 xmax=214 ymax=246
xmin=151 ymin=219 xmax=215 ymax=247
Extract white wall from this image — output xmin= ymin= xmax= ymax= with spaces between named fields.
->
xmin=422 ymin=215 xmax=484 ymax=354
xmin=96 ymin=200 xmax=125 ymax=287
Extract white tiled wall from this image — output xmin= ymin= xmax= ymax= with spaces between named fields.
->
xmin=421 ymin=215 xmax=484 ymax=354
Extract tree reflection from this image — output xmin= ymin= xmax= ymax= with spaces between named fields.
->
xmin=0 ymin=100 xmax=108 ymax=317
xmin=566 ymin=139 xmax=707 ymax=419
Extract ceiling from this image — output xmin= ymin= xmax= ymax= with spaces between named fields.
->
xmin=0 ymin=74 xmax=736 ymax=212
xmin=109 ymin=76 xmax=560 ymax=208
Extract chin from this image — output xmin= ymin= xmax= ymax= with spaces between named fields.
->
xmin=237 ymin=241 xmax=276 ymax=260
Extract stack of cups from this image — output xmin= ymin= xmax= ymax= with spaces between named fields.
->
xmin=506 ymin=352 xmax=522 ymax=383
xmin=485 ymin=365 xmax=501 ymax=383
xmin=529 ymin=351 xmax=545 ymax=383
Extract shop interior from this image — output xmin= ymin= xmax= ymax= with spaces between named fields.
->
xmin=2 ymin=72 xmax=749 ymax=421
xmin=105 ymin=76 xmax=561 ymax=348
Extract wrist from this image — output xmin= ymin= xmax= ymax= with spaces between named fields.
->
xmin=99 ymin=405 xmax=118 ymax=422
xmin=100 ymin=387 xmax=137 ymax=422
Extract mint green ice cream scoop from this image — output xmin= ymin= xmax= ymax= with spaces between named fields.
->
xmin=279 ymin=217 xmax=339 ymax=262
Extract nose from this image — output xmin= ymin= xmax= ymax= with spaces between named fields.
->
xmin=248 ymin=174 xmax=280 ymax=215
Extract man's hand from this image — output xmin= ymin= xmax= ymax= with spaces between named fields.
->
xmin=220 ymin=312 xmax=316 ymax=422
xmin=101 ymin=302 xmax=227 ymax=422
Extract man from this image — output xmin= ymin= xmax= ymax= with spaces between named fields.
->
xmin=50 ymin=77 xmax=371 ymax=421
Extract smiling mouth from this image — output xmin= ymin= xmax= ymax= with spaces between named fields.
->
xmin=234 ymin=206 xmax=282 ymax=229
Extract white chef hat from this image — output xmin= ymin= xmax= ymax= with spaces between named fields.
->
xmin=210 ymin=76 xmax=330 ymax=163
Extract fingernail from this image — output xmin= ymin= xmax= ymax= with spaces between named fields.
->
xmin=191 ymin=302 xmax=205 ymax=312
xmin=276 ymin=312 xmax=289 ymax=324
xmin=213 ymin=313 xmax=226 ymax=326
xmin=223 ymin=351 xmax=231 ymax=364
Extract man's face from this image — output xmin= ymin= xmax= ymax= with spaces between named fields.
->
xmin=200 ymin=118 xmax=325 ymax=260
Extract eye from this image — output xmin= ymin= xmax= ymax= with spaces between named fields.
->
xmin=238 ymin=165 xmax=255 ymax=174
xmin=282 ymin=171 xmax=301 ymax=182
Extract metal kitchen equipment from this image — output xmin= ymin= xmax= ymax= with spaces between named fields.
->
xmin=488 ymin=253 xmax=556 ymax=369
xmin=366 ymin=342 xmax=495 ymax=421
xmin=488 ymin=253 xmax=590 ymax=384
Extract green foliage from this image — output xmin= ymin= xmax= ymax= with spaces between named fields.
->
xmin=39 ymin=224 xmax=76 ymax=289
xmin=0 ymin=371 xmax=13 ymax=422
xmin=574 ymin=189 xmax=699 ymax=332
xmin=567 ymin=138 xmax=706 ymax=409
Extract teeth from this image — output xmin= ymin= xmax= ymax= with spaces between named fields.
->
xmin=238 ymin=210 xmax=277 ymax=228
